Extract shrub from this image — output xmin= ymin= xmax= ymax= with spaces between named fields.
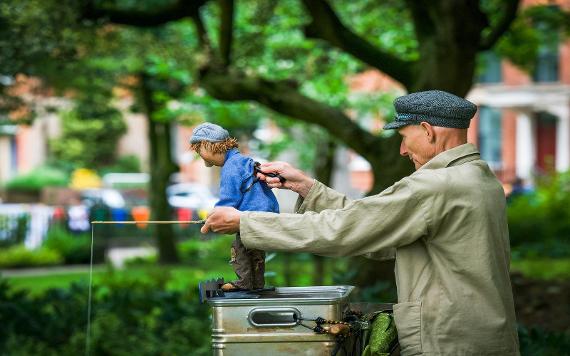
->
xmin=518 ymin=325 xmax=570 ymax=355
xmin=0 ymin=245 xmax=62 ymax=268
xmin=508 ymin=170 xmax=570 ymax=257
xmin=100 ymin=155 xmax=142 ymax=175
xmin=178 ymin=235 xmax=233 ymax=265
xmin=0 ymin=274 xmax=211 ymax=355
xmin=4 ymin=167 xmax=68 ymax=192
xmin=43 ymin=227 xmax=97 ymax=265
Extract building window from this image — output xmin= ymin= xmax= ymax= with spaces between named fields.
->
xmin=478 ymin=106 xmax=502 ymax=169
xmin=533 ymin=43 xmax=559 ymax=83
xmin=532 ymin=7 xmax=560 ymax=83
xmin=477 ymin=51 xmax=502 ymax=84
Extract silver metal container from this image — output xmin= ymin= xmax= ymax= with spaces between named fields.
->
xmin=208 ymin=285 xmax=354 ymax=356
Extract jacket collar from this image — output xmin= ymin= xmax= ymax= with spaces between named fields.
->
xmin=224 ymin=148 xmax=239 ymax=163
xmin=418 ymin=143 xmax=480 ymax=171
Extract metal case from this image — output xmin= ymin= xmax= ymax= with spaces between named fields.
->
xmin=208 ymin=285 xmax=354 ymax=355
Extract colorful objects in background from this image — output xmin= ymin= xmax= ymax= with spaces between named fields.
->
xmin=198 ymin=209 xmax=209 ymax=221
xmin=177 ymin=208 xmax=193 ymax=227
xmin=131 ymin=206 xmax=150 ymax=229
xmin=110 ymin=208 xmax=128 ymax=226
xmin=69 ymin=169 xmax=102 ymax=190
xmin=67 ymin=204 xmax=90 ymax=233
xmin=52 ymin=206 xmax=66 ymax=221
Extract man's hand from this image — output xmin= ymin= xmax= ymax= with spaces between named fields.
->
xmin=201 ymin=207 xmax=241 ymax=234
xmin=257 ymin=161 xmax=315 ymax=198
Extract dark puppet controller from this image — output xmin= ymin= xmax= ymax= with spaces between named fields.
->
xmin=242 ymin=161 xmax=286 ymax=193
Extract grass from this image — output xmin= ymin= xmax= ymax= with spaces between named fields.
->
xmin=510 ymin=258 xmax=570 ymax=280
xmin=2 ymin=253 xmax=338 ymax=296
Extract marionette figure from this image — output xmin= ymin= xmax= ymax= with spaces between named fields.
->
xmin=190 ymin=123 xmax=279 ymax=291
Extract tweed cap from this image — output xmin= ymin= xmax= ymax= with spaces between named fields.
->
xmin=190 ymin=122 xmax=229 ymax=144
xmin=384 ymin=90 xmax=477 ymax=130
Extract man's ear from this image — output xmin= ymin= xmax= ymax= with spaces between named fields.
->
xmin=419 ymin=122 xmax=435 ymax=143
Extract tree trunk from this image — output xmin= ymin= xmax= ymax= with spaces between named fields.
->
xmin=140 ymin=73 xmax=180 ymax=264
xmin=312 ymin=134 xmax=337 ymax=285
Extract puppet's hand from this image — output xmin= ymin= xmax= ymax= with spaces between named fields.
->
xmin=201 ymin=207 xmax=241 ymax=234
xmin=258 ymin=161 xmax=315 ymax=198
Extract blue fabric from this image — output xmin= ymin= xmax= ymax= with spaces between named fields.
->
xmin=190 ymin=122 xmax=229 ymax=143
xmin=215 ymin=149 xmax=279 ymax=213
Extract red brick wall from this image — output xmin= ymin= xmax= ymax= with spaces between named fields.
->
xmin=502 ymin=61 xmax=532 ymax=86
xmin=560 ymin=40 xmax=570 ymax=84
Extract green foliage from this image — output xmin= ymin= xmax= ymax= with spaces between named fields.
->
xmin=510 ymin=258 xmax=570 ymax=280
xmin=518 ymin=325 xmax=570 ymax=356
xmin=178 ymin=235 xmax=233 ymax=265
xmin=51 ymin=100 xmax=127 ymax=169
xmin=496 ymin=5 xmax=569 ymax=72
xmin=0 ymin=245 xmax=62 ymax=268
xmin=0 ymin=276 xmax=211 ymax=355
xmin=43 ymin=227 xmax=93 ymax=265
xmin=4 ymin=166 xmax=68 ymax=192
xmin=495 ymin=16 xmax=541 ymax=72
xmin=99 ymin=155 xmax=142 ymax=175
xmin=508 ymin=171 xmax=570 ymax=258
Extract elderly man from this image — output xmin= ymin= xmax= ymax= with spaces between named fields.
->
xmin=202 ymin=90 xmax=520 ymax=355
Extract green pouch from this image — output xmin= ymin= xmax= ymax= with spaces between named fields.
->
xmin=362 ymin=312 xmax=398 ymax=356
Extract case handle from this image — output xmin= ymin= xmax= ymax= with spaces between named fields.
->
xmin=247 ymin=307 xmax=301 ymax=327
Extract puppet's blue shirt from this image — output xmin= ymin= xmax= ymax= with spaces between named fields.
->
xmin=215 ymin=149 xmax=279 ymax=213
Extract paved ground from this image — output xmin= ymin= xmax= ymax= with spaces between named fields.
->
xmin=1 ymin=265 xmax=99 ymax=277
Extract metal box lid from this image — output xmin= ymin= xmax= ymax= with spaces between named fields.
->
xmin=207 ymin=285 xmax=354 ymax=306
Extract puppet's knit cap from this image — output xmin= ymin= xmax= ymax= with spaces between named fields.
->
xmin=190 ymin=122 xmax=229 ymax=143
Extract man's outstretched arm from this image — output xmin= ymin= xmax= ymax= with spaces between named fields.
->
xmin=203 ymin=179 xmax=428 ymax=258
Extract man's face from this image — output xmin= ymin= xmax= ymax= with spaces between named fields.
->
xmin=196 ymin=147 xmax=224 ymax=167
xmin=398 ymin=124 xmax=435 ymax=170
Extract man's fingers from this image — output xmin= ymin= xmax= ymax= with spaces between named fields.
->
xmin=260 ymin=161 xmax=286 ymax=173
xmin=200 ymin=222 xmax=210 ymax=234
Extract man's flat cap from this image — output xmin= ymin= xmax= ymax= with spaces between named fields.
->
xmin=190 ymin=122 xmax=229 ymax=144
xmin=384 ymin=90 xmax=477 ymax=130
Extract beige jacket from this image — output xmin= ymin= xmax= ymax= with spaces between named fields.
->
xmin=241 ymin=144 xmax=519 ymax=355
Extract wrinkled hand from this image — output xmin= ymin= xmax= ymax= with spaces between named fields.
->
xmin=201 ymin=207 xmax=241 ymax=234
xmin=257 ymin=161 xmax=315 ymax=198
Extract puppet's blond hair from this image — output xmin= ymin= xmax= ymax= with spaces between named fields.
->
xmin=190 ymin=137 xmax=239 ymax=154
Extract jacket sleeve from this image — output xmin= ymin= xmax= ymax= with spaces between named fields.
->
xmin=215 ymin=164 xmax=248 ymax=209
xmin=294 ymin=181 xmax=353 ymax=213
xmin=240 ymin=179 xmax=428 ymax=258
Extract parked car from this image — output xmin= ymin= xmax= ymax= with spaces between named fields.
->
xmin=166 ymin=183 xmax=218 ymax=212
xmin=80 ymin=189 xmax=126 ymax=210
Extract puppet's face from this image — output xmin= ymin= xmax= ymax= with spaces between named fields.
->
xmin=197 ymin=146 xmax=225 ymax=167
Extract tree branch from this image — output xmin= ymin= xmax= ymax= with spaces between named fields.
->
xmin=219 ymin=0 xmax=234 ymax=67
xmin=199 ymin=68 xmax=382 ymax=159
xmin=190 ymin=5 xmax=211 ymax=49
xmin=479 ymin=0 xmax=521 ymax=50
xmin=301 ymin=0 xmax=414 ymax=89
xmin=82 ymin=0 xmax=208 ymax=27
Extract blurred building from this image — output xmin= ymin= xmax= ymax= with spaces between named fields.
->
xmin=468 ymin=1 xmax=570 ymax=184
xmin=347 ymin=1 xmax=570 ymax=189
xmin=0 ymin=77 xmax=149 ymax=187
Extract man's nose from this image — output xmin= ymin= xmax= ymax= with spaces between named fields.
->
xmin=400 ymin=140 xmax=408 ymax=156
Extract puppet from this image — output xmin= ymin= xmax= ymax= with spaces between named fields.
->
xmin=190 ymin=123 xmax=280 ymax=291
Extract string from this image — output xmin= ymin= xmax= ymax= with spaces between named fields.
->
xmin=86 ymin=223 xmax=95 ymax=356
xmin=91 ymin=220 xmax=205 ymax=224
xmin=85 ymin=219 xmax=205 ymax=355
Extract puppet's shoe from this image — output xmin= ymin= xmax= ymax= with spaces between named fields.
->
xmin=221 ymin=282 xmax=246 ymax=292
